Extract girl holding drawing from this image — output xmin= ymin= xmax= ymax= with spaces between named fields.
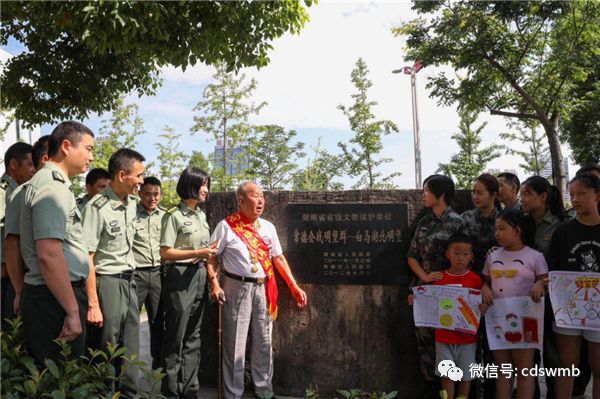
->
xmin=481 ymin=209 xmax=548 ymax=399
xmin=547 ymin=172 xmax=600 ymax=399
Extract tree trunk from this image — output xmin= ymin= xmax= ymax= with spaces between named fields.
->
xmin=540 ymin=114 xmax=566 ymax=197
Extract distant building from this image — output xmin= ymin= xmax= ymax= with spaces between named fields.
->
xmin=213 ymin=139 xmax=249 ymax=176
xmin=540 ymin=156 xmax=570 ymax=203
xmin=540 ymin=157 xmax=569 ymax=182
xmin=1 ymin=48 xmax=41 ymax=175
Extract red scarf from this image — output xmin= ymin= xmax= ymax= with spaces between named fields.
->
xmin=225 ymin=211 xmax=278 ymax=319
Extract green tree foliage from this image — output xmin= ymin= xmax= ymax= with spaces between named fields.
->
xmin=155 ymin=126 xmax=188 ymax=209
xmin=91 ymin=97 xmax=145 ymax=171
xmin=188 ymin=151 xmax=212 ymax=174
xmin=191 ymin=63 xmax=266 ymax=191
xmin=560 ymin=80 xmax=600 ymax=166
xmin=500 ymin=124 xmax=549 ymax=176
xmin=394 ymin=1 xmax=600 ymax=195
xmin=437 ymin=111 xmax=501 ymax=189
xmin=247 ymin=125 xmax=305 ymax=190
xmin=338 ymin=58 xmax=399 ymax=189
xmin=293 ymin=138 xmax=344 ymax=191
xmin=0 ymin=110 xmax=16 ymax=142
xmin=0 ymin=1 xmax=312 ymax=125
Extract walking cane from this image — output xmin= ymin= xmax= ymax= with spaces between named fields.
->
xmin=218 ymin=301 xmax=223 ymax=399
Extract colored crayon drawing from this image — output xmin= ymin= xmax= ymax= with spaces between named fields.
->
xmin=412 ymin=285 xmax=482 ymax=335
xmin=550 ymin=271 xmax=600 ymax=331
xmin=485 ymin=296 xmax=544 ymax=351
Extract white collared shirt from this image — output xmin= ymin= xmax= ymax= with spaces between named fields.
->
xmin=211 ymin=217 xmax=283 ymax=278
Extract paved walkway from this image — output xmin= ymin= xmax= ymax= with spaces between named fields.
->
xmin=139 ymin=314 xmax=592 ymax=398
xmin=139 ymin=314 xmax=287 ymax=398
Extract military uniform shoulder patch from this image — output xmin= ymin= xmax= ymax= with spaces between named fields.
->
xmin=167 ymin=206 xmax=178 ymax=214
xmin=52 ymin=171 xmax=65 ymax=183
xmin=92 ymin=195 xmax=110 ymax=209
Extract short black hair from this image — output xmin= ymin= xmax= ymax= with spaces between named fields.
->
xmin=423 ymin=174 xmax=456 ymax=205
xmin=85 ymin=168 xmax=111 ymax=185
xmin=176 ymin=166 xmax=211 ymax=200
xmin=576 ymin=165 xmax=600 ymax=177
xmin=48 ymin=121 xmax=94 ymax=158
xmin=32 ymin=135 xmax=51 ymax=169
xmin=107 ymin=148 xmax=145 ymax=179
xmin=497 ymin=172 xmax=521 ymax=192
xmin=141 ymin=176 xmax=161 ymax=188
xmin=4 ymin=142 xmax=33 ymax=171
xmin=446 ymin=233 xmax=474 ymax=251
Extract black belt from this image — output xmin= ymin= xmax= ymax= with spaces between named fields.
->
xmin=171 ymin=262 xmax=205 ymax=267
xmin=100 ymin=271 xmax=134 ymax=281
xmin=224 ymin=270 xmax=266 ymax=284
xmin=137 ymin=265 xmax=161 ymax=272
xmin=71 ymin=278 xmax=87 ymax=288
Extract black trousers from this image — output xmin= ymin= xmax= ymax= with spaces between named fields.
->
xmin=21 ymin=283 xmax=87 ymax=365
xmin=0 ymin=277 xmax=15 ymax=329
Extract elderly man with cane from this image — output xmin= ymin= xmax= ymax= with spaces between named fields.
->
xmin=208 ymin=180 xmax=308 ymax=399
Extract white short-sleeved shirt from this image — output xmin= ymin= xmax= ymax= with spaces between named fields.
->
xmin=210 ymin=217 xmax=283 ymax=278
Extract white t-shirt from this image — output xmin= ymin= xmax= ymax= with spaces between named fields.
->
xmin=211 ymin=217 xmax=283 ymax=278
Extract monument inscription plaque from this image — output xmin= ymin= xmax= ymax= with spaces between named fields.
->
xmin=286 ymin=203 xmax=410 ymax=285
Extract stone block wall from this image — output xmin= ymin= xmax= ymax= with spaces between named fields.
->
xmin=199 ymin=190 xmax=474 ymax=397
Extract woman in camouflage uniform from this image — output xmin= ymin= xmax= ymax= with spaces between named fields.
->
xmin=407 ymin=175 xmax=467 ymax=391
xmin=461 ymin=173 xmax=501 ymax=272
xmin=461 ymin=173 xmax=501 ymax=399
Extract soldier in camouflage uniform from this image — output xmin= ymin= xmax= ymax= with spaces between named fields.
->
xmin=461 ymin=174 xmax=501 ymax=272
xmin=1 ymin=142 xmax=34 ymax=326
xmin=83 ymin=148 xmax=145 ymax=398
xmin=460 ymin=174 xmax=501 ymax=399
xmin=407 ymin=175 xmax=466 ymax=389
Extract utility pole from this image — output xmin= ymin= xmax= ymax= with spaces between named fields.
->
xmin=393 ymin=60 xmax=423 ymax=189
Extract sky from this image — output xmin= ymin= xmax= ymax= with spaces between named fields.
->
xmin=2 ymin=1 xmax=578 ymax=189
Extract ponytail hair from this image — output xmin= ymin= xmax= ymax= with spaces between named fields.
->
xmin=522 ymin=176 xmax=567 ymax=220
xmin=570 ymin=173 xmax=600 ymax=214
xmin=475 ymin=173 xmax=501 ymax=211
xmin=498 ymin=209 xmax=536 ymax=248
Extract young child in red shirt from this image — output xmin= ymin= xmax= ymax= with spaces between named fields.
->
xmin=410 ymin=233 xmax=487 ymax=399
xmin=434 ymin=234 xmax=486 ymax=399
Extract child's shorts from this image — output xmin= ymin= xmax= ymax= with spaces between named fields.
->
xmin=435 ymin=341 xmax=477 ymax=381
xmin=552 ymin=322 xmax=600 ymax=343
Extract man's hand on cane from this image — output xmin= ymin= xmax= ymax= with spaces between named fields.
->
xmin=210 ymin=281 xmax=226 ymax=305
